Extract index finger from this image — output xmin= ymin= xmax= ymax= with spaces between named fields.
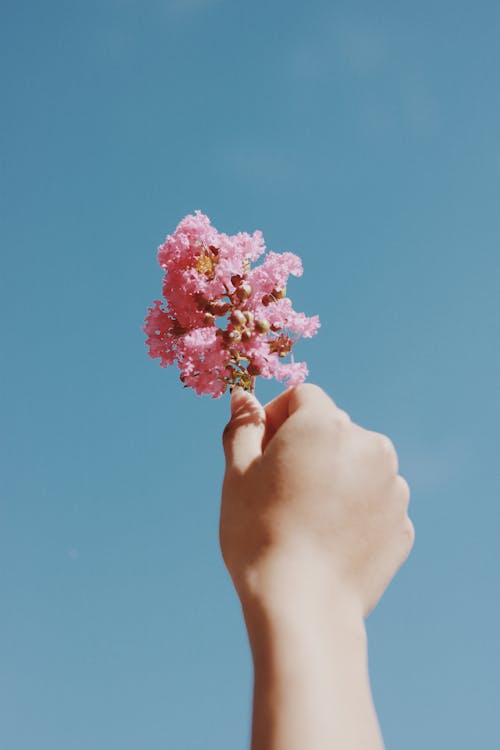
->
xmin=263 ymin=383 xmax=342 ymax=449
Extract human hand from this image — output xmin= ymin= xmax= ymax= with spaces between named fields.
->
xmin=220 ymin=383 xmax=414 ymax=618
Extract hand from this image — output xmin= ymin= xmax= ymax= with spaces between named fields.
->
xmin=220 ymin=383 xmax=414 ymax=618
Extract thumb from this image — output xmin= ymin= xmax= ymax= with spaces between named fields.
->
xmin=222 ymin=387 xmax=266 ymax=473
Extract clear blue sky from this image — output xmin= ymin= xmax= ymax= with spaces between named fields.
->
xmin=1 ymin=1 xmax=499 ymax=748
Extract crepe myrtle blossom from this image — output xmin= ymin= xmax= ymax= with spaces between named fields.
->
xmin=143 ymin=211 xmax=320 ymax=398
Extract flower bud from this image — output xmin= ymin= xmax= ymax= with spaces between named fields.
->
xmin=224 ymin=330 xmax=241 ymax=344
xmin=203 ymin=312 xmax=215 ymax=325
xmin=236 ymin=283 xmax=252 ymax=301
xmin=230 ymin=309 xmax=246 ymax=327
xmin=208 ymin=300 xmax=231 ymax=316
xmin=255 ymin=318 xmax=270 ymax=334
xmin=247 ymin=362 xmax=261 ymax=376
xmin=261 ymin=294 xmax=272 ymax=306
xmin=231 ymin=274 xmax=243 ymax=287
xmin=241 ymin=328 xmax=252 ymax=342
xmin=243 ymin=310 xmax=254 ymax=324
xmin=270 ymin=322 xmax=281 ymax=332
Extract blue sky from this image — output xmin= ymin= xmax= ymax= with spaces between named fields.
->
xmin=1 ymin=1 xmax=499 ymax=748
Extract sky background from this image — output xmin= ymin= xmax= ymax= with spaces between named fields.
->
xmin=1 ymin=0 xmax=499 ymax=748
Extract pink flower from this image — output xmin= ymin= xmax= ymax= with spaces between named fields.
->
xmin=274 ymin=361 xmax=309 ymax=387
xmin=247 ymin=251 xmax=303 ymax=297
xmin=143 ymin=300 xmax=177 ymax=367
xmin=143 ymin=211 xmax=320 ymax=398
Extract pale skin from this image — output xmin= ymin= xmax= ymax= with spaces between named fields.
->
xmin=220 ymin=383 xmax=415 ymax=750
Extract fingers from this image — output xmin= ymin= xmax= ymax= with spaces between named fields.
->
xmin=262 ymin=383 xmax=343 ymax=448
xmin=222 ymin=388 xmax=266 ymax=474
xmin=287 ymin=383 xmax=336 ymax=415
xmin=262 ymin=389 xmax=294 ymax=441
xmin=223 ymin=384 xmax=334 ymax=471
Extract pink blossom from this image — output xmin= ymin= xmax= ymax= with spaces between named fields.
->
xmin=143 ymin=211 xmax=319 ymax=397
xmin=265 ymin=297 xmax=321 ymax=338
xmin=143 ymin=300 xmax=177 ymax=367
xmin=274 ymin=361 xmax=309 ymax=387
xmin=247 ymin=251 xmax=303 ymax=298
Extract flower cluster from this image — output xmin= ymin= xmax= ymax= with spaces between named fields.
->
xmin=143 ymin=211 xmax=320 ymax=398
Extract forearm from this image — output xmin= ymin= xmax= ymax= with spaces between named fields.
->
xmin=221 ymin=386 xmax=413 ymax=749
xmin=240 ymin=562 xmax=385 ymax=750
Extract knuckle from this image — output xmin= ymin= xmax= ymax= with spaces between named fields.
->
xmin=380 ymin=433 xmax=396 ymax=457
xmin=402 ymin=516 xmax=415 ymax=551
xmin=294 ymin=383 xmax=324 ymax=401
xmin=396 ymin=475 xmax=411 ymax=507
xmin=324 ymin=409 xmax=351 ymax=437
xmin=291 ymin=384 xmax=345 ymax=419
xmin=335 ymin=408 xmax=352 ymax=426
xmin=376 ymin=433 xmax=399 ymax=473
xmin=312 ymin=407 xmax=351 ymax=439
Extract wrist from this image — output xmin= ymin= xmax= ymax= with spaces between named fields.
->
xmin=240 ymin=553 xmax=376 ymax=750
xmin=236 ymin=548 xmax=384 ymax=750
xmin=237 ymin=547 xmax=366 ymax=652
